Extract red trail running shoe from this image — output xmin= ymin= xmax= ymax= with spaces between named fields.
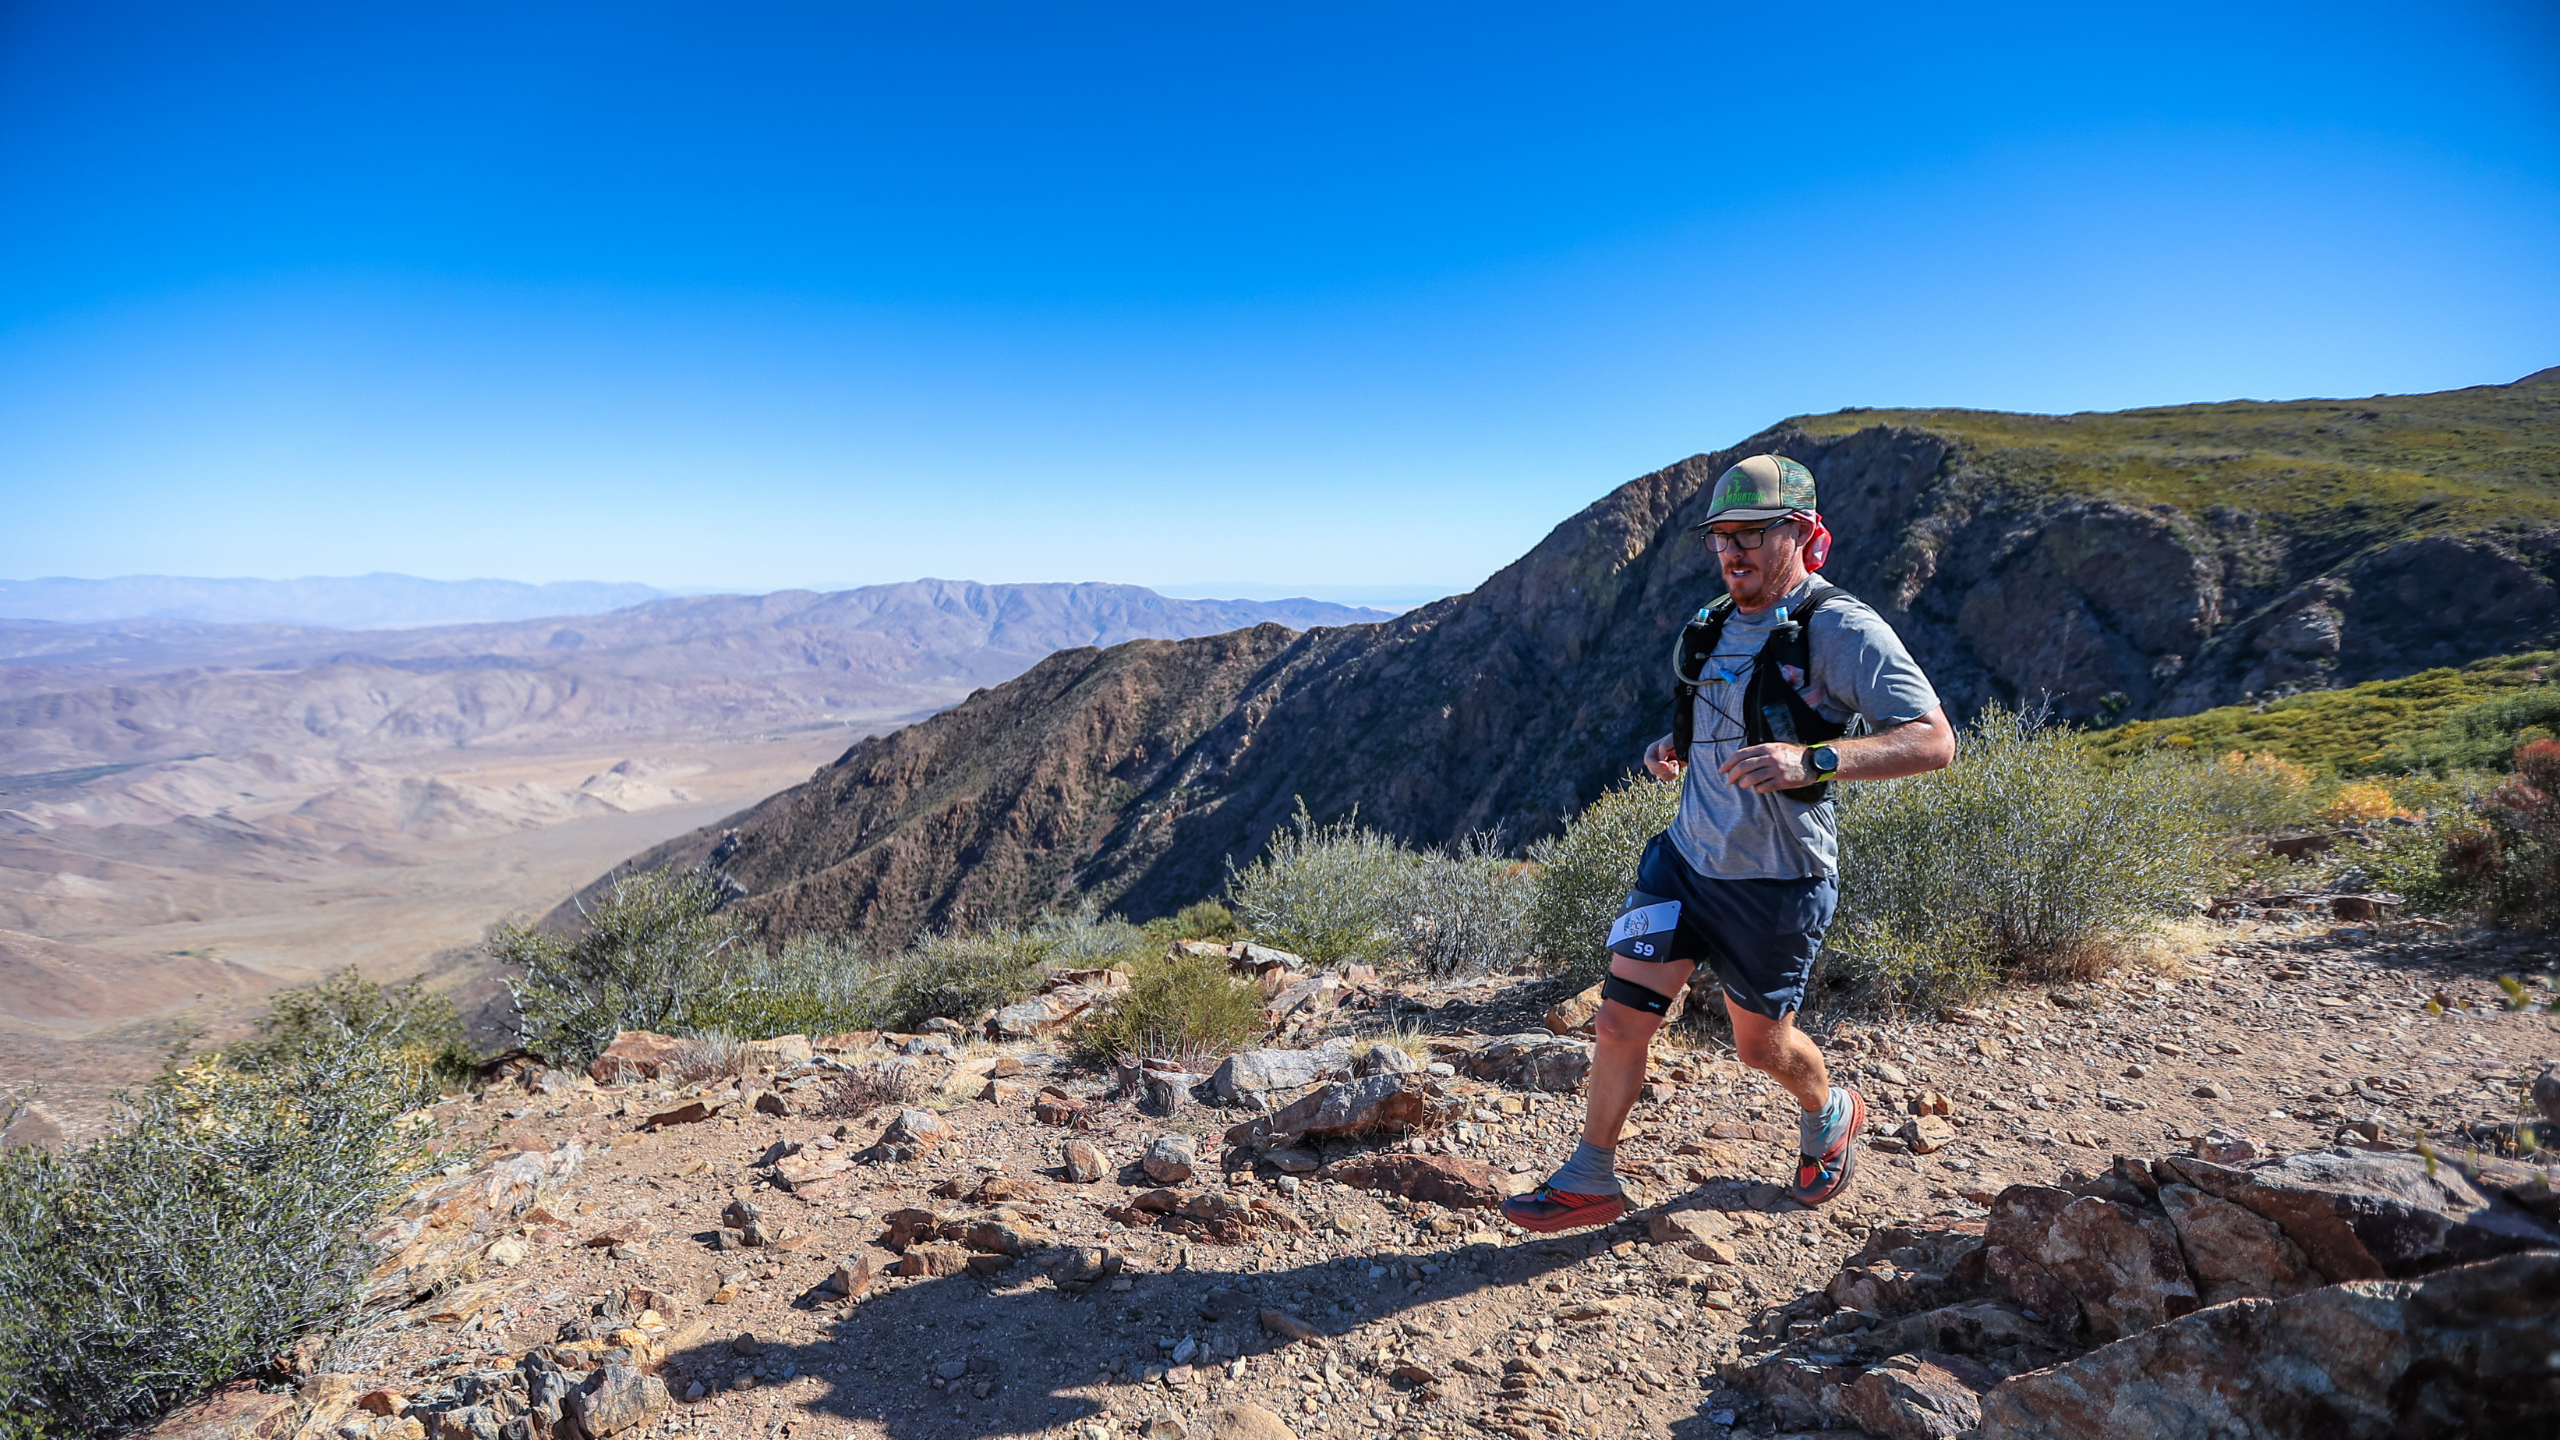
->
xmin=1786 ymin=1086 xmax=1868 ymax=1206
xmin=1501 ymin=1184 xmax=1626 ymax=1234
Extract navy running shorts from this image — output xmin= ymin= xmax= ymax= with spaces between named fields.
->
xmin=1605 ymin=831 xmax=1838 ymax=1020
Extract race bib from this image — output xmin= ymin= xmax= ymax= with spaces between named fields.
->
xmin=1607 ymin=896 xmax=1681 ymax=960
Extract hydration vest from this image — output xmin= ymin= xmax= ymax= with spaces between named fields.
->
xmin=1671 ymin=581 xmax=1858 ymax=804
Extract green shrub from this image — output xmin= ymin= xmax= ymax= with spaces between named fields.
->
xmin=0 ymin=1026 xmax=429 ymax=1439
xmin=1224 ymin=801 xmax=1421 ymax=965
xmin=1828 ymin=706 xmax=2225 ymax=1008
xmin=681 ymin=933 xmax=892 ymax=1041
xmin=493 ymin=869 xmax=745 ymax=1066
xmin=1144 ymin=900 xmax=1239 ymax=943
xmin=1396 ymin=833 xmax=1535 ymax=977
xmin=1077 ymin=951 xmax=1265 ymax=1071
xmin=1525 ymin=775 xmax=1683 ymax=983
xmin=222 ymin=967 xmax=472 ymax=1105
xmin=2185 ymin=750 xmax=2320 ymax=836
xmin=880 ymin=928 xmax=1058 ymax=1031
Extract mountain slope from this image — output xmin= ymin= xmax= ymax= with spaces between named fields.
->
xmin=583 ymin=371 xmax=2560 ymax=948
xmin=0 ymin=580 xmax=1392 ymax=772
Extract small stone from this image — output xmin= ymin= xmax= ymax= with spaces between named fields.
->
xmin=754 ymin=1090 xmax=791 ymax=1117
xmin=884 ymin=1108 xmax=954 ymax=1150
xmin=1063 ymin=1139 xmax=1109 ymax=1183
xmin=1900 ymin=1115 xmax=1957 ymax=1154
xmin=1260 ymin=1309 xmax=1322 ymax=1341
xmin=1874 ymin=1062 xmax=1911 ymax=1087
xmin=2195 ymin=1082 xmax=2233 ymax=1100
xmin=567 ymin=1364 xmax=670 ymax=1438
xmin=1144 ymin=1136 xmax=1200 ymax=1184
xmin=896 ymin=1243 xmax=969 ymax=1278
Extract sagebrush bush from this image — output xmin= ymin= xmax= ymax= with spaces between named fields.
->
xmin=1394 ymin=833 xmax=1534 ymax=977
xmin=1524 ymin=775 xmax=1682 ymax=983
xmin=0 ymin=1025 xmax=429 ymax=1439
xmin=1828 ymin=706 xmax=2225 ymax=1007
xmin=881 ymin=928 xmax=1060 ymax=1031
xmin=1225 ymin=801 xmax=1421 ymax=964
xmin=1145 ymin=900 xmax=1239 ymax=943
xmin=221 ymin=966 xmax=472 ymax=1104
xmin=495 ymin=869 xmax=745 ymax=1065
xmin=1077 ymin=951 xmax=1265 ymax=1072
xmin=2189 ymin=750 xmax=2317 ymax=835
xmin=683 ymin=934 xmax=892 ymax=1041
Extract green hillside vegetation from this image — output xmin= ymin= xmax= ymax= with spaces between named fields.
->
xmin=2089 ymin=650 xmax=2558 ymax=775
xmin=1799 ymin=372 xmax=2560 ymax=546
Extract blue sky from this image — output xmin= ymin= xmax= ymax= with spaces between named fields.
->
xmin=2 ymin=2 xmax=2555 ymax=607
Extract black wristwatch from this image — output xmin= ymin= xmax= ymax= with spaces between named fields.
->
xmin=1807 ymin=744 xmax=1841 ymax=781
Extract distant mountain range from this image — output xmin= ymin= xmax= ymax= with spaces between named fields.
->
xmin=0 ymin=573 xmax=672 ymax=629
xmin=0 ymin=580 xmax=1393 ymax=773
xmin=580 ymin=368 xmax=2560 ymax=950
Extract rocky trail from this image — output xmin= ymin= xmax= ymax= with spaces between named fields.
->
xmin=143 ymin=916 xmax=2558 ymax=1440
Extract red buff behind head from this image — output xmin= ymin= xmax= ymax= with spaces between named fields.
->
xmin=1800 ymin=512 xmax=1833 ymax=571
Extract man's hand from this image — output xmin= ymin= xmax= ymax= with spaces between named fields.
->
xmin=1719 ymin=742 xmax=1814 ymax=793
xmin=1643 ymin=733 xmax=1683 ymax=781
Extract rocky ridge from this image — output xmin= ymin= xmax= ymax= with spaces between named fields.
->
xmin=588 ymin=371 xmax=2560 ymax=949
xmin=121 ymin=913 xmax=2559 ymax=1440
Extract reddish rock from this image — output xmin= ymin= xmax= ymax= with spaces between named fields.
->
xmin=824 ymin=1252 xmax=883 ymax=1300
xmin=1260 ymin=1310 xmax=1322 ymax=1341
xmin=1975 ymin=1251 xmax=2560 ymax=1440
xmin=2160 ymin=1147 xmax=2560 ymax=1281
xmin=877 ymin=1208 xmax=945 ymax=1250
xmin=1841 ymin=1354 xmax=1992 ymax=1440
xmin=895 ymin=1242 xmax=969 ymax=1277
xmin=2158 ymin=1182 xmax=2325 ymax=1305
xmin=1543 ymin=983 xmax=1604 ymax=1035
xmin=1325 ymin=1153 xmax=1506 ymax=1209
xmin=2013 ymin=1195 xmax=2198 ymax=1341
xmin=639 ymin=1099 xmax=721 ymax=1129
xmin=588 ymin=1030 xmax=690 ymax=1083
xmin=1251 ymin=1074 xmax=1464 ymax=1143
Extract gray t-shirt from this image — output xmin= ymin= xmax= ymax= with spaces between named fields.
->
xmin=1670 ymin=577 xmax=1942 ymax=880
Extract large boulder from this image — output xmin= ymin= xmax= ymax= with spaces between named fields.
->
xmin=1212 ymin=1045 xmax=1354 ymax=1106
xmin=2159 ymin=1147 xmax=2560 ymax=1281
xmin=1975 ymin=1251 xmax=2560 ymax=1439
xmin=2157 ymin=1183 xmax=2324 ymax=1306
xmin=1455 ymin=1033 xmax=1594 ymax=1092
xmin=1840 ymin=1352 xmax=1996 ymax=1440
xmin=1226 ymin=1074 xmax=1464 ymax=1150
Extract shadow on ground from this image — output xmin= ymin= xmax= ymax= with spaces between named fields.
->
xmin=656 ymin=1219 xmax=1644 ymax=1439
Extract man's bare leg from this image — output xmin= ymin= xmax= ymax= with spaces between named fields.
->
xmin=1723 ymin=999 xmax=1830 ymax=1111
xmin=1581 ymin=954 xmax=1698 ymax=1148
xmin=1727 ymin=994 xmax=1866 ymax=1205
xmin=1503 ymin=955 xmax=1694 ymax=1231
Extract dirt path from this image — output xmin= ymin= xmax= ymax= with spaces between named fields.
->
xmin=302 ymin=915 xmax=2556 ymax=1440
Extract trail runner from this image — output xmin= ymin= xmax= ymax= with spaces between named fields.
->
xmin=1504 ymin=454 xmax=1957 ymax=1231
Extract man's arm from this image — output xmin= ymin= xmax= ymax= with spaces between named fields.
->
xmin=1717 ymin=705 xmax=1956 ymax=794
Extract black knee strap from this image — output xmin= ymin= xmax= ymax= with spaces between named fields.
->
xmin=1601 ymin=973 xmax=1673 ymax=1017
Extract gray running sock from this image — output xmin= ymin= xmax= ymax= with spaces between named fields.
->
xmin=1799 ymin=1087 xmax=1851 ymax=1155
xmin=1545 ymin=1139 xmax=1622 ymax=1196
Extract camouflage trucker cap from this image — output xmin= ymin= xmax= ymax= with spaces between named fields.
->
xmin=1692 ymin=454 xmax=1817 ymax=525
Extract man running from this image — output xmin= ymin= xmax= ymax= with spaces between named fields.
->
xmin=1505 ymin=454 xmax=1956 ymax=1231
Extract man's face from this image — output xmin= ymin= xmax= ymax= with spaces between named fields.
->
xmin=1706 ymin=517 xmax=1807 ymax=608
